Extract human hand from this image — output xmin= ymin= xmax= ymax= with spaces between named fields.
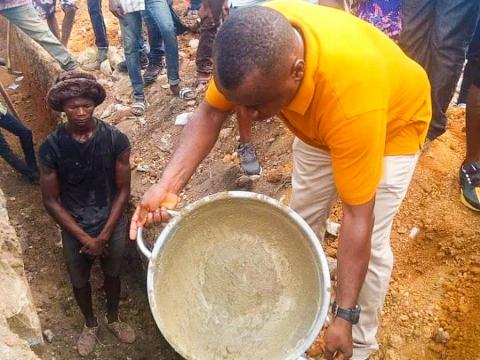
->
xmin=129 ymin=184 xmax=179 ymax=240
xmin=321 ymin=318 xmax=353 ymax=359
xmin=80 ymin=236 xmax=105 ymax=257
xmin=109 ymin=0 xmax=125 ymax=18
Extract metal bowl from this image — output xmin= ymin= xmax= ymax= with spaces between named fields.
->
xmin=138 ymin=191 xmax=331 ymax=360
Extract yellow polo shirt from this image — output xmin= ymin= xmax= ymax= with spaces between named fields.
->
xmin=205 ymin=0 xmax=432 ymax=205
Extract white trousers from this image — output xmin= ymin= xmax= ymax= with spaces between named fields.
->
xmin=290 ymin=138 xmax=419 ymax=360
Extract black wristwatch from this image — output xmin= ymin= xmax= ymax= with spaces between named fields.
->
xmin=331 ymin=302 xmax=361 ymax=324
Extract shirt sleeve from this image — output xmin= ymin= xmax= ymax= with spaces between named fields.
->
xmin=204 ymin=79 xmax=235 ymax=112
xmin=38 ymin=136 xmax=58 ymax=170
xmin=113 ymin=130 xmax=130 ymax=158
xmin=325 ymin=109 xmax=387 ymax=205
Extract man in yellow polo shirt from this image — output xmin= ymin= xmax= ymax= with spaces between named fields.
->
xmin=130 ymin=1 xmax=431 ymax=359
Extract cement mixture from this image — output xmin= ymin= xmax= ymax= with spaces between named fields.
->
xmin=152 ymin=199 xmax=326 ymax=360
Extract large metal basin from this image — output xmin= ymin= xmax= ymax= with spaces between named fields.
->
xmin=137 ymin=191 xmax=331 ymax=360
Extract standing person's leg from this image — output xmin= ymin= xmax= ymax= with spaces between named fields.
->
xmin=86 ymin=0 xmax=109 ymax=60
xmin=145 ymin=0 xmax=181 ymax=94
xmin=0 ymin=111 xmax=38 ymax=172
xmin=119 ymin=12 xmax=146 ymax=115
xmin=143 ymin=11 xmax=166 ymax=84
xmin=457 ymin=22 xmax=480 ymax=106
xmin=425 ymin=0 xmax=480 ymax=140
xmin=460 ymin=83 xmax=480 ymax=211
xmin=0 ymin=131 xmax=37 ymax=181
xmin=101 ymin=216 xmax=136 ymax=343
xmin=352 ymin=154 xmax=418 ymax=360
xmin=399 ymin=0 xmax=435 ymax=67
xmin=60 ymin=0 xmax=78 ymax=46
xmin=0 ymin=4 xmax=78 ymax=70
xmin=236 ymin=112 xmax=261 ymax=175
xmin=289 ymin=138 xmax=338 ymax=241
xmin=195 ymin=9 xmax=220 ymax=85
xmin=61 ymin=230 xmax=98 ymax=356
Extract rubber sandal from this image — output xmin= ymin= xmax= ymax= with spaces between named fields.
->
xmin=131 ymin=100 xmax=146 ymax=117
xmin=179 ymin=87 xmax=196 ymax=101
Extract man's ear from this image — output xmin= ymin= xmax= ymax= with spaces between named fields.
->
xmin=292 ymin=59 xmax=305 ymax=82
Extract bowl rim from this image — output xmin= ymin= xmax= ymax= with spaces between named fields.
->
xmin=145 ymin=191 xmax=331 ymax=360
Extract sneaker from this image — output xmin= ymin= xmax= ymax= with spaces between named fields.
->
xmin=143 ymin=59 xmax=165 ymax=85
xmin=105 ymin=315 xmax=136 ymax=344
xmin=117 ymin=53 xmax=149 ymax=73
xmin=238 ymin=143 xmax=262 ymax=175
xmin=77 ymin=324 xmax=98 ymax=357
xmin=459 ymin=161 xmax=480 ymax=211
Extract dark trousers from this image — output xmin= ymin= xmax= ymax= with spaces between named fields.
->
xmin=0 ymin=111 xmax=38 ymax=178
xmin=196 ymin=16 xmax=220 ymax=77
xmin=458 ymin=21 xmax=480 ymax=104
xmin=87 ymin=0 xmax=109 ymax=49
xmin=400 ymin=0 xmax=480 ymax=140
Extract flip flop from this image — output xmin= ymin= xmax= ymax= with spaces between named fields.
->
xmin=131 ymin=100 xmax=146 ymax=116
xmin=179 ymin=87 xmax=196 ymax=101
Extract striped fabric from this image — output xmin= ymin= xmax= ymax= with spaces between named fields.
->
xmin=119 ymin=0 xmax=145 ymax=13
xmin=0 ymin=0 xmax=30 ymax=11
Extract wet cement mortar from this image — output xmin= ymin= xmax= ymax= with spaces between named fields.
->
xmin=1 ymin=2 xmax=479 ymax=359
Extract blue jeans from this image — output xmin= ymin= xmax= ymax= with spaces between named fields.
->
xmin=145 ymin=0 xmax=180 ymax=85
xmin=0 ymin=111 xmax=38 ymax=178
xmin=87 ymin=0 xmax=109 ymax=49
xmin=144 ymin=11 xmax=165 ymax=64
xmin=119 ymin=12 xmax=144 ymax=99
xmin=458 ymin=20 xmax=480 ymax=104
xmin=400 ymin=0 xmax=480 ymax=140
xmin=0 ymin=4 xmax=77 ymax=70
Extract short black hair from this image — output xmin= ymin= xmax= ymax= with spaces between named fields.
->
xmin=213 ymin=6 xmax=295 ymax=90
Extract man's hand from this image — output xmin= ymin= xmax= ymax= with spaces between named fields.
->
xmin=80 ymin=236 xmax=105 ymax=257
xmin=322 ymin=318 xmax=353 ymax=359
xmin=109 ymin=0 xmax=125 ymax=18
xmin=129 ymin=184 xmax=179 ymax=240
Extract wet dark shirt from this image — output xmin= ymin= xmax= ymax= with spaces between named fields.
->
xmin=39 ymin=120 xmax=130 ymax=236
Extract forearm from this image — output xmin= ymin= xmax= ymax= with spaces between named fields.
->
xmin=160 ymin=102 xmax=228 ymax=194
xmin=44 ymin=198 xmax=91 ymax=245
xmin=318 ymin=0 xmax=344 ymax=9
xmin=98 ymin=188 xmax=129 ymax=239
xmin=336 ymin=208 xmax=373 ymax=308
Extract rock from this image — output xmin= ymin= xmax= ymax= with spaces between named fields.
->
xmin=43 ymin=329 xmax=54 ymax=343
xmin=0 ymin=189 xmax=43 ymax=357
xmin=136 ymin=163 xmax=150 ymax=172
xmin=219 ymin=128 xmax=233 ymax=139
xmin=409 ymin=226 xmax=420 ymax=239
xmin=388 ymin=334 xmax=403 ymax=349
xmin=432 ymin=327 xmax=449 ymax=344
xmin=113 ymin=76 xmax=134 ymax=103
xmin=159 ymin=134 xmax=173 ymax=153
xmin=175 ymin=112 xmax=192 ymax=126
xmin=326 ymin=256 xmax=337 ymax=280
xmin=235 ymin=175 xmax=253 ymax=190
xmin=265 ymin=168 xmax=283 ymax=183
xmin=326 ymin=219 xmax=340 ymax=237
xmin=384 ymin=349 xmax=400 ymax=360
xmin=100 ymin=60 xmax=113 ymax=76
xmin=77 ymin=47 xmax=97 ymax=65
xmin=107 ymin=47 xmax=124 ymax=69
xmin=267 ymin=137 xmax=275 ymax=143
xmin=189 ymin=38 xmax=199 ymax=50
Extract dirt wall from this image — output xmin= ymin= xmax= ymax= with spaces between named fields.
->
xmin=0 ymin=17 xmax=60 ymax=132
xmin=0 ymin=188 xmax=42 ymax=359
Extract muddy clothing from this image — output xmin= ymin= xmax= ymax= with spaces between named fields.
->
xmin=61 ymin=215 xmax=128 ymax=288
xmin=39 ymin=119 xmax=130 ymax=236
